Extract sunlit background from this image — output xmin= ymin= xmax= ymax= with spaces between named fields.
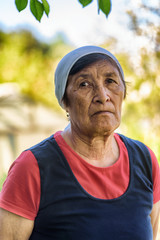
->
xmin=0 ymin=0 xmax=159 ymax=182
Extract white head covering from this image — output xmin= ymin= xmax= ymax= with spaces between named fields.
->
xmin=55 ymin=45 xmax=124 ymax=108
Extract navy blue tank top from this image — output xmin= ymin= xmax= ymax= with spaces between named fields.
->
xmin=28 ymin=134 xmax=153 ymax=240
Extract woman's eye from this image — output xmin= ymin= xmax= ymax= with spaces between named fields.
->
xmin=79 ymin=81 xmax=89 ymax=87
xmin=106 ymin=79 xmax=116 ymax=84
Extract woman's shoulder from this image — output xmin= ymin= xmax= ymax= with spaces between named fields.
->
xmin=0 ymin=150 xmax=41 ymax=220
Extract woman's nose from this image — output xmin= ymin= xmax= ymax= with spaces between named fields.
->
xmin=93 ymin=86 xmax=110 ymax=104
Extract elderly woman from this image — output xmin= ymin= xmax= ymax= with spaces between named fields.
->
xmin=0 ymin=46 xmax=160 ymax=240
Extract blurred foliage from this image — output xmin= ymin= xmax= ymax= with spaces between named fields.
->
xmin=124 ymin=0 xmax=160 ymax=160
xmin=0 ymin=173 xmax=6 ymax=191
xmin=0 ymin=30 xmax=72 ymax=111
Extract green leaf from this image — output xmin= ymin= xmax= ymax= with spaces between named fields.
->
xmin=98 ymin=0 xmax=111 ymax=17
xmin=15 ymin=0 xmax=28 ymax=12
xmin=78 ymin=0 xmax=93 ymax=7
xmin=30 ymin=0 xmax=44 ymax=22
xmin=41 ymin=0 xmax=50 ymax=16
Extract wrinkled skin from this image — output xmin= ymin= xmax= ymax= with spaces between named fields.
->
xmin=64 ymin=60 xmax=125 ymax=141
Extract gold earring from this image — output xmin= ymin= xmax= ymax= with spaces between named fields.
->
xmin=66 ymin=111 xmax=70 ymax=120
xmin=66 ymin=112 xmax=69 ymax=117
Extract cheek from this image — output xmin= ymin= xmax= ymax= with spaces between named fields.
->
xmin=120 ymin=83 xmax=125 ymax=99
xmin=114 ymin=95 xmax=124 ymax=118
xmin=68 ymin=93 xmax=89 ymax=116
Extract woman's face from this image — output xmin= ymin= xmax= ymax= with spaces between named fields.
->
xmin=64 ymin=60 xmax=125 ymax=138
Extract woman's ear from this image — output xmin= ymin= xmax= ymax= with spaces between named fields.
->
xmin=61 ymin=100 xmax=70 ymax=120
xmin=63 ymin=107 xmax=70 ymax=121
xmin=62 ymin=99 xmax=68 ymax=112
xmin=62 ymin=92 xmax=69 ymax=111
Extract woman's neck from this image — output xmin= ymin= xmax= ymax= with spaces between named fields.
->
xmin=61 ymin=124 xmax=119 ymax=168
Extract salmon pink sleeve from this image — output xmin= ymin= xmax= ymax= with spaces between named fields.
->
xmin=0 ymin=150 xmax=41 ymax=220
xmin=147 ymin=147 xmax=160 ymax=204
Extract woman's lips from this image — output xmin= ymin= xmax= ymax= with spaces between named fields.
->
xmin=92 ymin=110 xmax=113 ymax=116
